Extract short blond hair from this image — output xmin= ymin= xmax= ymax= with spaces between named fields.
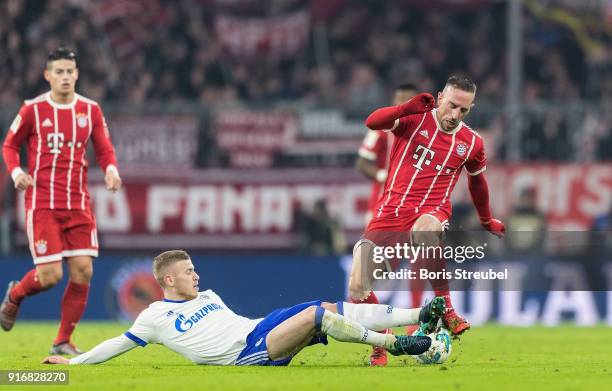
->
xmin=153 ymin=250 xmax=191 ymax=286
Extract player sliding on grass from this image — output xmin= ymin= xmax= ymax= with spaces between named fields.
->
xmin=348 ymin=75 xmax=505 ymax=342
xmin=43 ymin=250 xmax=445 ymax=366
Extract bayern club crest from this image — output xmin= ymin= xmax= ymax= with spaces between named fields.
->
xmin=456 ymin=142 xmax=467 ymax=156
xmin=76 ymin=113 xmax=88 ymax=128
xmin=35 ymin=240 xmax=47 ymax=255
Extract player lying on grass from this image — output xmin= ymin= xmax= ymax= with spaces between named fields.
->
xmin=43 ymin=250 xmax=445 ymax=366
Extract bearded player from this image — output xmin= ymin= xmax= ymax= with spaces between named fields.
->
xmin=348 ymin=76 xmax=505 ymax=346
xmin=1 ymin=48 xmax=121 ymax=354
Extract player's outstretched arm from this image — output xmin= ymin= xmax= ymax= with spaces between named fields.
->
xmin=90 ymin=105 xmax=121 ymax=192
xmin=467 ymin=172 xmax=505 ymax=238
xmin=365 ymin=93 xmax=435 ymax=130
xmin=3 ymin=104 xmax=35 ymax=191
xmin=42 ymin=335 xmax=138 ymax=365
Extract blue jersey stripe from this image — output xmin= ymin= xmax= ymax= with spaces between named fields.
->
xmin=163 ymin=298 xmax=188 ymax=303
xmin=124 ymin=331 xmax=147 ymax=347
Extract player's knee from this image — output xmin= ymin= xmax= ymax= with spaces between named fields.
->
xmin=412 ymin=220 xmax=442 ymax=246
xmin=413 ymin=215 xmax=443 ymax=232
xmin=348 ymin=279 xmax=367 ymax=302
xmin=71 ymin=263 xmax=93 ymax=283
xmin=353 ymin=239 xmax=375 ymax=259
xmin=304 ymin=305 xmax=320 ymax=321
xmin=37 ymin=266 xmax=63 ymax=288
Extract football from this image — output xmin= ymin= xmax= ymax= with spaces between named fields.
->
xmin=411 ymin=327 xmax=452 ymax=364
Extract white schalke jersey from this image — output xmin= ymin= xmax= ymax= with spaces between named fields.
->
xmin=125 ymin=290 xmax=261 ymax=365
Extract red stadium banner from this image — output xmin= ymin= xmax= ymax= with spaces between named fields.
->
xmin=215 ymin=110 xmax=298 ymax=168
xmin=15 ymin=164 xmax=612 ymax=249
xmin=214 ymin=10 xmax=310 ymax=59
xmin=451 ymin=164 xmax=611 ymax=230
xmin=108 ymin=113 xmax=199 ymax=169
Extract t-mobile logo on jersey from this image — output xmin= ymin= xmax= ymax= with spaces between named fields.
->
xmin=47 ymin=133 xmax=65 ymax=154
xmin=412 ymin=145 xmax=435 ymax=170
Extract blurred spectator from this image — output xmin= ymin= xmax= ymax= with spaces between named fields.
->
xmin=0 ymin=0 xmax=609 ymax=162
xmin=294 ymin=200 xmax=345 ymax=256
xmin=589 ymin=201 xmax=612 ymax=256
xmin=505 ymin=188 xmax=547 ymax=255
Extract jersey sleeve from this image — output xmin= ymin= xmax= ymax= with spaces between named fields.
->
xmin=2 ymin=104 xmax=34 ymax=177
xmin=124 ymin=308 xmax=156 ymax=346
xmin=90 ymin=104 xmax=118 ymax=173
xmin=69 ymin=335 xmax=138 ymax=365
xmin=389 ymin=113 xmax=424 ymax=139
xmin=358 ymin=130 xmax=386 ymax=161
xmin=464 ymin=136 xmax=487 ymax=176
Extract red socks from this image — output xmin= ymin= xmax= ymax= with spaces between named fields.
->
xmin=9 ymin=269 xmax=43 ymax=304
xmin=411 ymin=287 xmax=424 ymax=308
xmin=429 ymin=259 xmax=453 ymax=308
xmin=409 ymin=255 xmax=426 ymax=307
xmin=9 ymin=269 xmax=90 ymax=345
xmin=427 ymin=258 xmax=453 ymax=309
xmin=411 ymin=251 xmax=454 ymax=310
xmin=435 ymin=291 xmax=453 ymax=310
xmin=54 ymin=281 xmax=90 ymax=345
xmin=350 ymin=291 xmax=379 ymax=305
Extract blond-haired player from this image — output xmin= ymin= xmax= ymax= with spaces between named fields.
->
xmin=43 ymin=250 xmax=445 ymax=366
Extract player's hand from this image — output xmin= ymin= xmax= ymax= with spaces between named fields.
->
xmin=375 ymin=169 xmax=388 ymax=183
xmin=481 ymin=218 xmax=505 ymax=238
xmin=104 ymin=170 xmax=122 ymax=193
xmin=42 ymin=355 xmax=69 ymax=365
xmin=399 ymin=93 xmax=436 ymax=115
xmin=14 ymin=173 xmax=34 ymax=191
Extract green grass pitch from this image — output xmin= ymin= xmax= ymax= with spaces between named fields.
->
xmin=0 ymin=322 xmax=610 ymax=390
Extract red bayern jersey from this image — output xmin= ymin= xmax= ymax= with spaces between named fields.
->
xmin=2 ymin=91 xmax=117 ymax=211
xmin=358 ymin=129 xmax=393 ymax=214
xmin=373 ymin=108 xmax=486 ymax=221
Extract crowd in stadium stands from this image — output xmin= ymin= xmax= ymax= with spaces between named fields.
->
xmin=294 ymin=199 xmax=346 ymax=256
xmin=0 ymin=0 xmax=610 ymax=161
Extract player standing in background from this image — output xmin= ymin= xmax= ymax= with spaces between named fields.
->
xmin=348 ymin=75 xmax=505 ymax=347
xmin=0 ymin=48 xmax=122 ymax=354
xmin=357 ymin=83 xmax=417 ymax=224
xmin=355 ymin=82 xmax=424 ymax=366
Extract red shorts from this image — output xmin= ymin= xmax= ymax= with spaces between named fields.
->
xmin=25 ymin=209 xmax=98 ymax=265
xmin=366 ymin=209 xmax=449 ymax=239
xmin=357 ymin=209 xmax=450 ymax=271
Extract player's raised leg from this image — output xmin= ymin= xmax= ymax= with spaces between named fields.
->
xmin=264 ymin=302 xmax=337 ymax=361
xmin=412 ymin=213 xmax=470 ymax=335
xmin=50 ymin=256 xmax=92 ymax=355
xmin=337 ymin=297 xmax=445 ymax=333
xmin=347 ymin=238 xmax=392 ymax=365
xmin=2 ymin=209 xmax=65 ymax=331
xmin=265 ymin=299 xmax=445 ymax=363
xmin=406 ymin=253 xmax=426 ymax=335
xmin=348 ymin=239 xmax=380 ymax=302
xmin=1 ymin=262 xmax=62 ymax=331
